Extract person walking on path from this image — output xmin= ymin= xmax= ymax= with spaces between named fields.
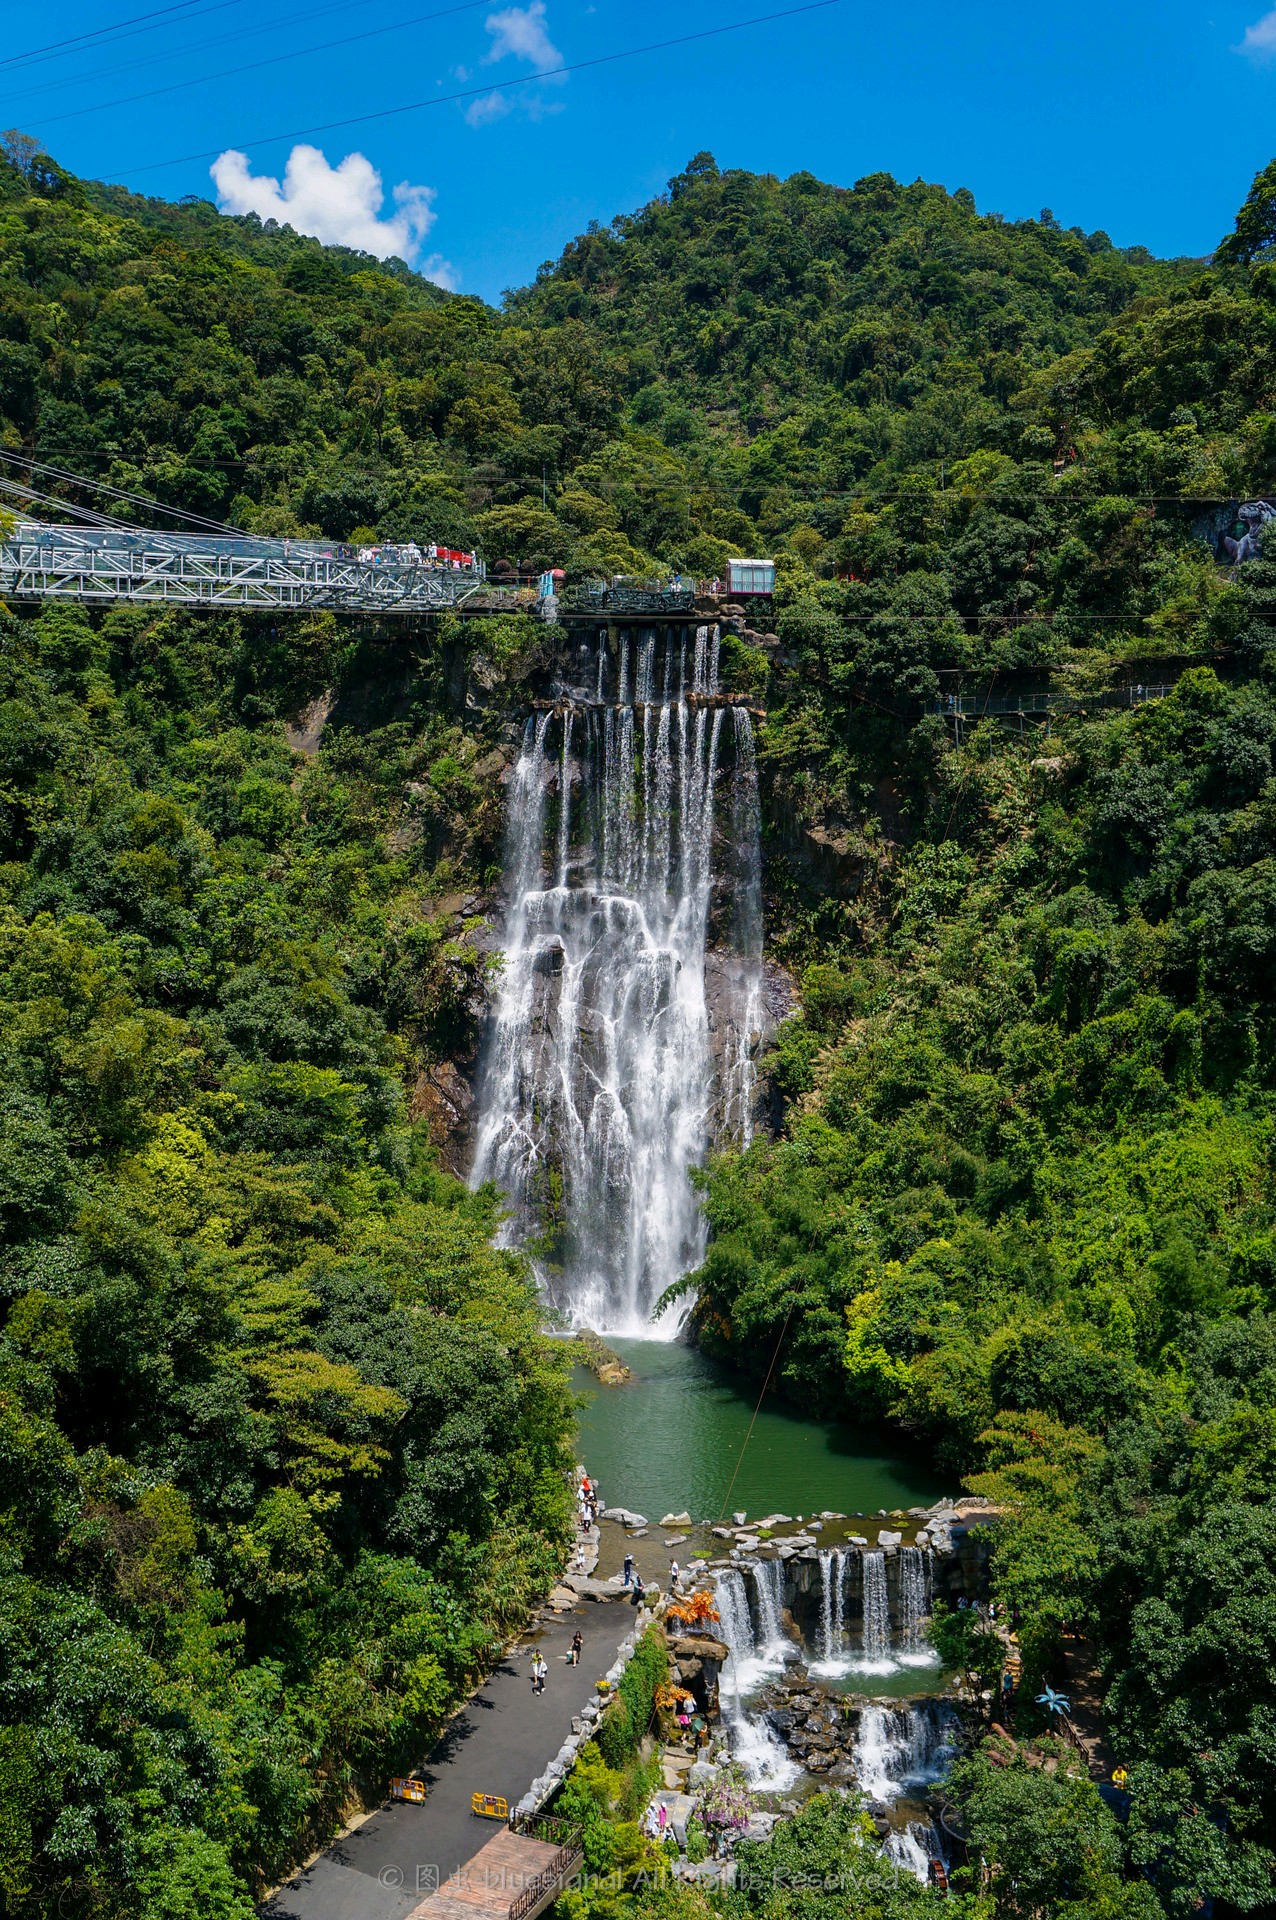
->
xmin=531 ymin=1652 xmax=547 ymax=1695
xmin=669 ymin=1561 xmax=681 ymax=1593
xmin=569 ymin=1630 xmax=583 ymax=1667
xmin=622 ymin=1553 xmax=634 ymax=1588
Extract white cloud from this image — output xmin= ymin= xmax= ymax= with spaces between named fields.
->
xmin=210 ymin=144 xmax=456 ymax=284
xmin=483 ymin=0 xmax=561 ymax=68
xmin=1238 ymin=8 xmax=1276 ymax=59
xmin=465 ymin=2 xmax=565 ymax=126
xmin=466 ymin=91 xmax=515 ymax=126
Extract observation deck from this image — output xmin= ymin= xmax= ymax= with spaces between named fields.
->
xmin=0 ymin=523 xmax=485 ymax=614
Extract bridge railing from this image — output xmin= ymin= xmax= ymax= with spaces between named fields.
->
xmin=0 ymin=523 xmax=484 ymax=614
xmin=560 ymin=581 xmax=698 ymax=615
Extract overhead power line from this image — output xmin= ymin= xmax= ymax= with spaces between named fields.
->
xmin=20 ymin=0 xmax=494 ymax=133
xmin=105 ymin=0 xmax=845 ymax=178
xmin=0 ymin=0 xmax=244 ymax=76
xmin=0 ymin=449 xmax=244 ymax=534
xmin=3 ymin=0 xmax=409 ymax=114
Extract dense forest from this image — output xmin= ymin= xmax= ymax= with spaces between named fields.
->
xmin=3 ymin=128 xmax=1276 ymax=1917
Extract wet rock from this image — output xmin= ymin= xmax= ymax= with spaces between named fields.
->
xmin=806 ymin=1749 xmax=837 ymax=1773
xmin=664 ymin=1534 xmax=689 ymax=1546
xmin=604 ymin=1507 xmax=648 ymax=1527
xmin=878 ymin=1530 xmax=903 ymax=1549
xmin=562 ymin=1575 xmax=627 ymax=1602
xmin=668 ymin=1636 xmax=730 ymax=1667
xmin=409 ymin=1059 xmax=476 ymax=1176
xmin=661 ymin=1511 xmax=693 ymax=1528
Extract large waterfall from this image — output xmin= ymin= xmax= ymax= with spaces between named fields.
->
xmin=471 ymin=625 xmax=764 ymax=1333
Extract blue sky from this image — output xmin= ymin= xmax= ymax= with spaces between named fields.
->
xmin=7 ymin=0 xmax=1276 ymax=301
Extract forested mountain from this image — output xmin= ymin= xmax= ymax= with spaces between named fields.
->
xmin=3 ymin=128 xmax=1276 ymax=1918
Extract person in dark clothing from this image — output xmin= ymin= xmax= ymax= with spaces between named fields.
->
xmin=569 ymin=1630 xmax=583 ymax=1667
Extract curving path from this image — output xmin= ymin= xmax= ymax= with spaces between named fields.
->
xmin=261 ymin=1599 xmax=640 ymax=1920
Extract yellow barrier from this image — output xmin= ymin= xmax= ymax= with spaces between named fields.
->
xmin=471 ymin=1792 xmax=509 ymax=1820
xmin=390 ymin=1777 xmax=427 ymax=1805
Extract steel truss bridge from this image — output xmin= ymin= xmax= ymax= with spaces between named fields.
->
xmin=0 ymin=523 xmax=485 ymax=614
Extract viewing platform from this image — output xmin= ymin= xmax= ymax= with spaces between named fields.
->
xmin=0 ymin=523 xmax=485 ymax=614
xmin=529 ymin=689 xmax=765 ymax=720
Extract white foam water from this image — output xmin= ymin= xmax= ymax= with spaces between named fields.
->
xmin=897 ymin=1545 xmax=940 ymax=1670
xmin=713 ymin=1568 xmax=799 ymax=1790
xmin=471 ymin=625 xmax=764 ymax=1334
xmin=853 ymin=1703 xmax=958 ymax=1803
xmin=808 ymin=1548 xmax=850 ymax=1678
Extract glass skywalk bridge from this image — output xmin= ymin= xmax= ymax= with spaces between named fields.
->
xmin=0 ymin=523 xmax=485 ymax=613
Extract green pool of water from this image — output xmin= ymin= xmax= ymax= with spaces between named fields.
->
xmin=572 ymin=1339 xmax=947 ymax=1522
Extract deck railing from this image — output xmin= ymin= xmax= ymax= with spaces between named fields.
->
xmin=505 ymin=1830 xmax=584 ymax=1920
xmin=0 ymin=523 xmax=485 ymax=614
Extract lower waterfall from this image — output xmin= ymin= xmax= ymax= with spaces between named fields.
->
xmin=899 ymin=1546 xmax=937 ymax=1665
xmin=713 ymin=1569 xmax=799 ymax=1789
xmin=811 ymin=1549 xmax=848 ymax=1673
xmin=859 ymin=1551 xmax=892 ymax=1672
xmin=852 ymin=1703 xmax=957 ymax=1803
xmin=749 ymin=1556 xmax=791 ymax=1661
xmin=471 ymin=624 xmax=764 ymax=1333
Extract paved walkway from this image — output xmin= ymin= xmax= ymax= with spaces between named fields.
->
xmin=261 ymin=1600 xmax=639 ymax=1920
xmin=405 ymin=1828 xmax=563 ymax=1920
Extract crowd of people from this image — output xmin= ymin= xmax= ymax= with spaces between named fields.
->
xmin=339 ymin=540 xmax=479 ymax=569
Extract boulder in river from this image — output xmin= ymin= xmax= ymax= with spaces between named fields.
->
xmin=563 ymin=1575 xmax=627 ymax=1602
xmin=603 ymin=1506 xmax=648 ymax=1527
xmin=661 ymin=1511 xmax=693 ymax=1527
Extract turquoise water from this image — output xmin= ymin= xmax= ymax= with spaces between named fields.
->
xmin=572 ymin=1339 xmax=947 ymax=1522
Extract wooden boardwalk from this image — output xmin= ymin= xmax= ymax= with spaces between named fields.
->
xmin=406 ymin=1830 xmax=572 ymax=1920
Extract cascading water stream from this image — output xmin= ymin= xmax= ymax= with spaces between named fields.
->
xmin=859 ymin=1550 xmax=892 ymax=1671
xmin=471 ymin=624 xmax=764 ymax=1332
xmin=811 ymin=1549 xmax=848 ymax=1673
xmin=853 ymin=1703 xmax=957 ymax=1803
xmin=748 ymin=1557 xmax=791 ymax=1661
xmin=898 ymin=1546 xmax=937 ymax=1665
xmin=713 ymin=1569 xmax=799 ymax=1789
